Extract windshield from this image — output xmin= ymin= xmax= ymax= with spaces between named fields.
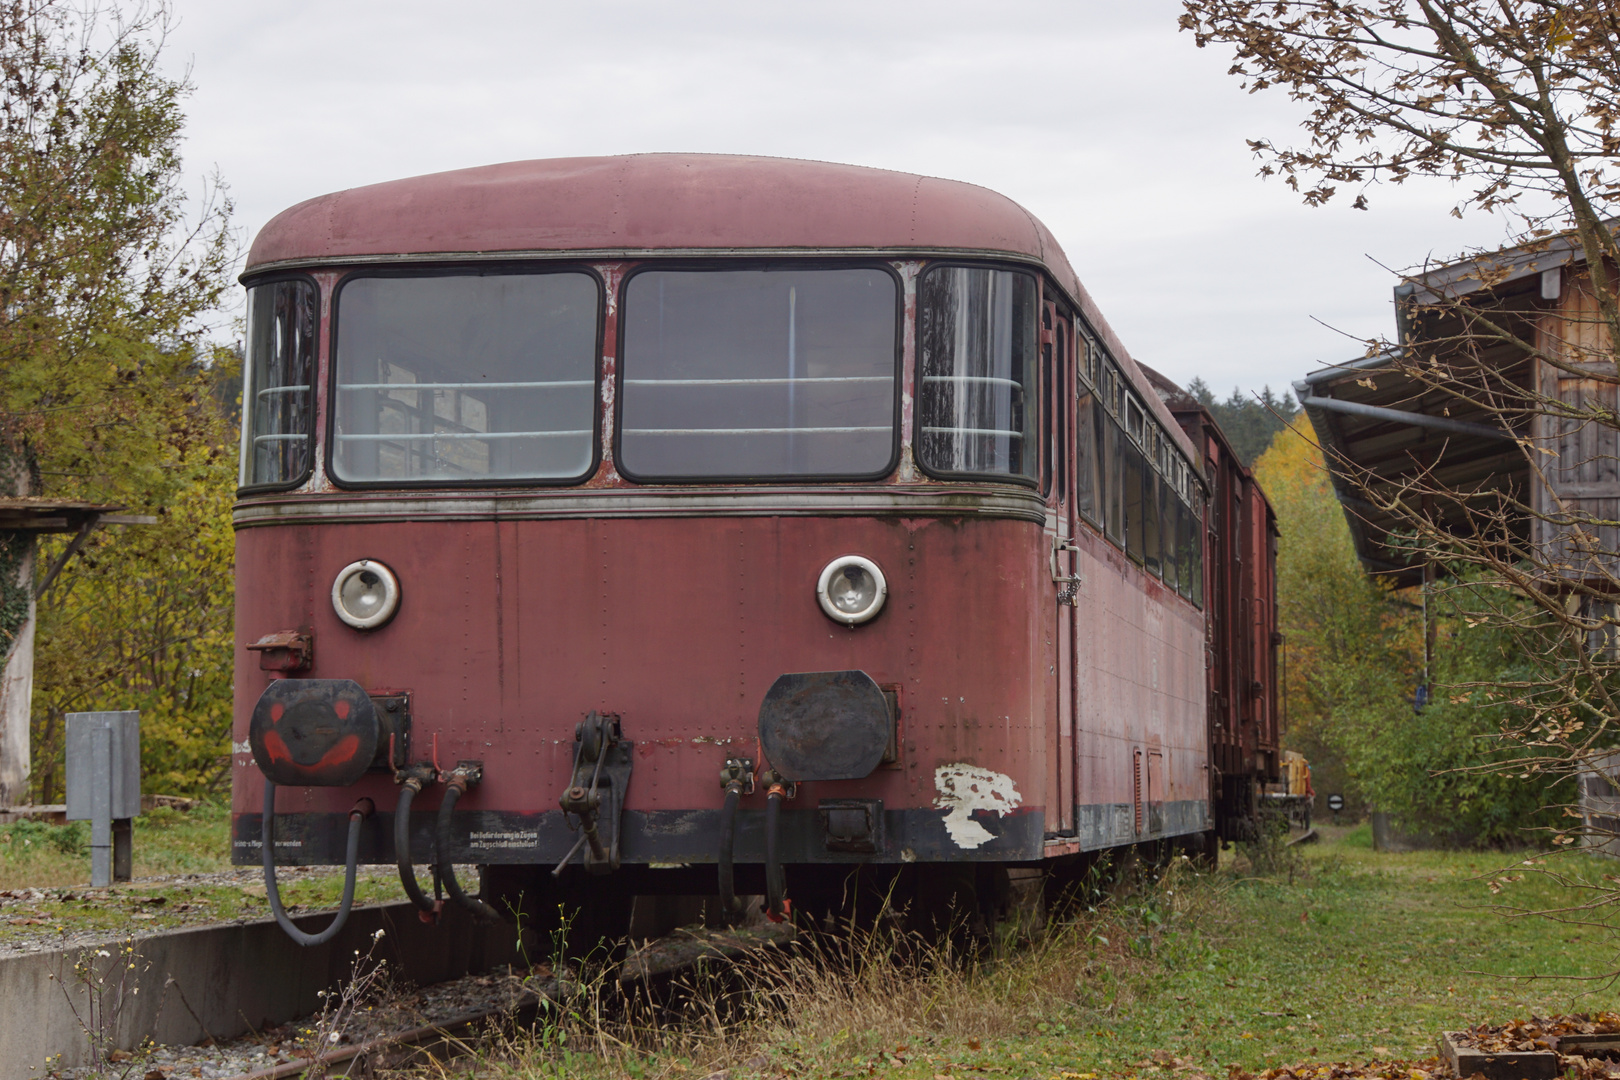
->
xmin=331 ymin=271 xmax=599 ymax=484
xmin=915 ymin=266 xmax=1038 ymax=481
xmin=241 ymin=278 xmax=317 ymax=488
xmin=617 ymin=268 xmax=898 ymax=479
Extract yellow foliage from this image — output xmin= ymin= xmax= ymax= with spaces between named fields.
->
xmin=26 ymin=363 xmax=238 ymax=803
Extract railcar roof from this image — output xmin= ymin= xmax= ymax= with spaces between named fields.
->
xmin=246 ymin=153 xmax=1198 ymax=464
xmin=246 ymin=153 xmax=1073 ymax=272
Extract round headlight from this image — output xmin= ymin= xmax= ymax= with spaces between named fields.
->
xmin=331 ymin=559 xmax=401 ymax=630
xmin=816 ymin=555 xmax=887 ymax=626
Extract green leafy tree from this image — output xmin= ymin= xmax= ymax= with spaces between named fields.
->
xmin=0 ymin=0 xmax=232 ymax=489
xmin=0 ymin=0 xmax=236 ymax=801
xmin=30 ymin=376 xmax=236 ymax=802
xmin=1256 ymin=422 xmax=1411 ymax=819
xmin=1256 ymin=424 xmax=1564 ymax=843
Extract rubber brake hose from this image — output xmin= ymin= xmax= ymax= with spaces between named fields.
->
xmin=395 ymin=778 xmax=441 ymax=920
xmin=436 ymin=779 xmax=502 ymax=922
xmin=765 ymin=784 xmax=788 ymax=922
xmin=262 ymin=780 xmax=368 ymax=947
xmin=718 ymin=782 xmax=743 ymax=915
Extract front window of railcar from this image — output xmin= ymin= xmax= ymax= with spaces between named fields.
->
xmin=331 ymin=271 xmax=599 ymax=484
xmin=241 ymin=278 xmax=317 ymax=488
xmin=916 ymin=266 xmax=1038 ymax=481
xmin=617 ymin=268 xmax=899 ymax=479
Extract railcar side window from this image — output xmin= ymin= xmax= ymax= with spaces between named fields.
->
xmin=1055 ymin=323 xmax=1068 ymax=499
xmin=1105 ymin=421 xmax=1125 ymax=544
xmin=1188 ymin=497 xmax=1205 ymax=605
xmin=917 ymin=267 xmax=1038 ymax=480
xmin=1160 ymin=479 xmax=1180 ymax=591
xmin=1074 ymin=389 xmax=1100 ymax=524
xmin=619 ymin=268 xmax=898 ymax=479
xmin=332 ymin=272 xmax=599 ymax=484
xmin=242 ymin=279 xmax=317 ymax=488
xmin=1141 ymin=446 xmax=1163 ymax=576
xmin=1185 ymin=501 xmax=1198 ymax=605
xmin=1122 ymin=433 xmax=1147 ymax=564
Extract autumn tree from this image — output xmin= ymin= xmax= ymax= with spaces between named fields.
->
xmin=1256 ymin=424 xmax=1570 ymax=842
xmin=1179 ymin=0 xmax=1620 ymax=852
xmin=0 ymin=0 xmax=236 ymax=802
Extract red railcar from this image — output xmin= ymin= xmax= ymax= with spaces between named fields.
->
xmin=1143 ymin=370 xmax=1284 ymax=839
xmin=231 ymin=155 xmax=1271 ymax=941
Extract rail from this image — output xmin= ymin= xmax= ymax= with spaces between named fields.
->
xmin=338 ymin=380 xmax=592 ymax=391
xmin=921 ymin=375 xmax=1024 ymax=390
xmin=624 ymin=376 xmax=889 ymax=386
xmin=920 ymin=426 xmax=1025 ymax=438
xmin=621 ymin=425 xmax=888 ymax=435
xmin=334 ymin=429 xmax=590 ymax=440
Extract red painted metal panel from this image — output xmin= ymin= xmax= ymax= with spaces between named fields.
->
xmin=233 ymin=514 xmax=1051 ymax=832
xmin=248 ymin=156 xmax=1051 ymax=281
xmin=1068 ymin=521 xmax=1206 ymax=818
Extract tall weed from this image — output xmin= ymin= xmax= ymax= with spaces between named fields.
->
xmin=448 ymin=855 xmax=1229 ymax=1079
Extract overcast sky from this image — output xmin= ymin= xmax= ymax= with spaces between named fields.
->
xmin=165 ymin=0 xmax=1518 ymax=399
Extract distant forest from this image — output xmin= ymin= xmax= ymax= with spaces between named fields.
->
xmin=1184 ymin=378 xmax=1300 ymax=467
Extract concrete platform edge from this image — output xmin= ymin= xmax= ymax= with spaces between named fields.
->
xmin=0 ymin=902 xmax=519 ymax=1072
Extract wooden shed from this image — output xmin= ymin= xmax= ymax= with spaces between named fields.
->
xmin=1300 ymin=234 xmax=1620 ymax=852
xmin=0 ymin=500 xmax=150 ymax=808
xmin=1296 ymin=231 xmax=1616 ymax=590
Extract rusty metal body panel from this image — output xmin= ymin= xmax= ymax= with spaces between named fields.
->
xmin=1161 ymin=404 xmax=1282 ymax=836
xmin=232 ymin=156 xmax=1236 ymax=877
xmin=232 ymin=510 xmax=1054 ymax=863
xmin=1069 ymin=523 xmax=1209 ymax=847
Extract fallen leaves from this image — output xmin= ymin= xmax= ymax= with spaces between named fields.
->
xmin=1451 ymin=1013 xmax=1620 ymax=1054
xmin=1219 ymin=1015 xmax=1620 ymax=1080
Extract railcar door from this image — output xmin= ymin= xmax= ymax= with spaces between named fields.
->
xmin=1044 ymin=300 xmax=1077 ymax=836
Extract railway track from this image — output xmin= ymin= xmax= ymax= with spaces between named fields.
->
xmin=114 ymin=921 xmax=797 ymax=1080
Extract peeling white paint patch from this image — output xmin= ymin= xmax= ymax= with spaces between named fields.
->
xmin=232 ymin=739 xmax=252 ymax=755
xmin=933 ymin=764 xmax=1022 ymax=849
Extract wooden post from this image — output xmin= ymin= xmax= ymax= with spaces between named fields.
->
xmin=1423 ymin=560 xmax=1437 ymax=688
xmin=0 ymin=531 xmax=34 ymax=808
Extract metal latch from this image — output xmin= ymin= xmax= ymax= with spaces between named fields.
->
xmin=247 ymin=630 xmax=312 ymax=674
xmin=1050 ymin=538 xmax=1082 ymax=603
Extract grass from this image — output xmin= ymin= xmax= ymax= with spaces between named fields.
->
xmin=10 ymin=811 xmax=1617 ymax=1077
xmin=441 ymin=827 xmax=1620 ymax=1080
xmin=0 ymin=802 xmax=234 ymax=889
xmin=0 ymin=802 xmax=400 ymax=942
